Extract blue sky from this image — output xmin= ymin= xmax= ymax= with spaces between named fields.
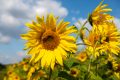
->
xmin=0 ymin=0 xmax=120 ymax=64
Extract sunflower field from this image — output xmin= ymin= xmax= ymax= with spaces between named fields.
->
xmin=0 ymin=0 xmax=120 ymax=80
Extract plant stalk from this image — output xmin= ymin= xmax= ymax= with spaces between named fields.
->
xmin=48 ymin=68 xmax=52 ymax=80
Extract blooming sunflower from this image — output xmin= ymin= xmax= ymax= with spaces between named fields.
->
xmin=108 ymin=54 xmax=120 ymax=79
xmin=95 ymin=22 xmax=120 ymax=55
xmin=83 ymin=29 xmax=104 ymax=57
xmin=69 ymin=68 xmax=80 ymax=78
xmin=5 ymin=69 xmax=20 ymax=80
xmin=89 ymin=0 xmax=113 ymax=26
xmin=84 ymin=22 xmax=120 ymax=57
xmin=76 ymin=51 xmax=87 ymax=62
xmin=21 ymin=14 xmax=77 ymax=69
xmin=114 ymin=63 xmax=120 ymax=79
xmin=33 ymin=70 xmax=46 ymax=80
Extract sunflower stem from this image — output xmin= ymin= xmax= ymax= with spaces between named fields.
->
xmin=95 ymin=57 xmax=98 ymax=76
xmin=75 ymin=20 xmax=88 ymax=40
xmin=48 ymin=68 xmax=52 ymax=80
xmin=88 ymin=58 xmax=91 ymax=72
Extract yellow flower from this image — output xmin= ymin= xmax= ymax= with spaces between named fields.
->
xmin=23 ymin=64 xmax=29 ymax=71
xmin=95 ymin=22 xmax=120 ymax=55
xmin=76 ymin=51 xmax=87 ymax=62
xmin=27 ymin=67 xmax=35 ymax=80
xmin=84 ymin=22 xmax=120 ymax=57
xmin=83 ymin=29 xmax=103 ymax=57
xmin=116 ymin=63 xmax=120 ymax=72
xmin=112 ymin=60 xmax=118 ymax=70
xmin=5 ymin=69 xmax=20 ymax=80
xmin=108 ymin=54 xmax=114 ymax=61
xmin=114 ymin=63 xmax=120 ymax=79
xmin=33 ymin=70 xmax=46 ymax=80
xmin=89 ymin=0 xmax=113 ymax=25
xmin=21 ymin=14 xmax=77 ymax=69
xmin=7 ymin=71 xmax=13 ymax=76
xmin=114 ymin=72 xmax=120 ymax=79
xmin=69 ymin=68 xmax=79 ymax=77
xmin=13 ymin=76 xmax=20 ymax=80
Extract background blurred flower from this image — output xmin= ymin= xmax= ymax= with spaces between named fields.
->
xmin=76 ymin=51 xmax=87 ymax=62
xmin=89 ymin=0 xmax=113 ymax=26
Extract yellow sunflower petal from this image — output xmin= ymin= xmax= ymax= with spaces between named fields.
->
xmin=57 ymin=22 xmax=70 ymax=33
xmin=57 ymin=46 xmax=67 ymax=57
xmin=60 ymin=40 xmax=77 ymax=53
xmin=41 ymin=53 xmax=47 ymax=68
xmin=100 ymin=4 xmax=108 ymax=9
xmin=51 ymin=55 xmax=55 ymax=70
xmin=25 ymin=23 xmax=41 ymax=32
xmin=57 ymin=19 xmax=64 ymax=30
xmin=35 ymin=49 xmax=46 ymax=63
xmin=60 ymin=36 xmax=75 ymax=42
xmin=45 ymin=51 xmax=53 ymax=67
xmin=46 ymin=14 xmax=56 ymax=30
xmin=54 ymin=48 xmax=63 ymax=66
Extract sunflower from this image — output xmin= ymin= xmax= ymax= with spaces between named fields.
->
xmin=33 ymin=70 xmax=46 ymax=80
xmin=114 ymin=72 xmax=120 ymax=79
xmin=107 ymin=60 xmax=120 ymax=79
xmin=114 ymin=63 xmax=120 ymax=79
xmin=27 ymin=67 xmax=35 ymax=80
xmin=84 ymin=21 xmax=120 ymax=57
xmin=5 ymin=69 xmax=21 ymax=80
xmin=21 ymin=14 xmax=77 ymax=69
xmin=95 ymin=22 xmax=120 ymax=55
xmin=76 ymin=51 xmax=87 ymax=62
xmin=89 ymin=0 xmax=113 ymax=26
xmin=69 ymin=68 xmax=80 ymax=77
xmin=83 ymin=29 xmax=104 ymax=57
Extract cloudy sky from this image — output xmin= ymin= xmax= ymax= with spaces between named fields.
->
xmin=0 ymin=0 xmax=120 ymax=64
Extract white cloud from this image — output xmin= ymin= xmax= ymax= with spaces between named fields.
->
xmin=0 ymin=51 xmax=27 ymax=64
xmin=0 ymin=32 xmax=11 ymax=43
xmin=0 ymin=0 xmax=68 ymax=43
xmin=32 ymin=0 xmax=68 ymax=17
xmin=0 ymin=53 xmax=18 ymax=64
xmin=74 ymin=18 xmax=91 ymax=29
xmin=72 ymin=17 xmax=77 ymax=21
xmin=0 ymin=14 xmax=20 ymax=27
xmin=114 ymin=18 xmax=120 ymax=29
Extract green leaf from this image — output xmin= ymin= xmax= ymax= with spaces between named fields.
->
xmin=58 ymin=71 xmax=75 ymax=80
xmin=90 ymin=72 xmax=103 ymax=80
xmin=64 ymin=58 xmax=76 ymax=69
xmin=51 ymin=68 xmax=59 ymax=79
xmin=73 ymin=25 xmax=78 ymax=31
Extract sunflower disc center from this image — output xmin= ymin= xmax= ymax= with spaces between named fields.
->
xmin=41 ymin=30 xmax=60 ymax=50
xmin=70 ymin=70 xmax=77 ymax=75
xmin=43 ymin=36 xmax=54 ymax=42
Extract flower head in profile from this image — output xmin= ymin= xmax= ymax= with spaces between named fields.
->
xmin=21 ymin=14 xmax=77 ymax=69
xmin=76 ymin=51 xmax=87 ymax=62
xmin=83 ymin=29 xmax=103 ymax=57
xmin=89 ymin=0 xmax=113 ymax=26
